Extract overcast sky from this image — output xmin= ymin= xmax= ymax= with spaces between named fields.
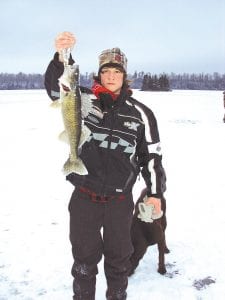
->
xmin=0 ymin=0 xmax=224 ymax=74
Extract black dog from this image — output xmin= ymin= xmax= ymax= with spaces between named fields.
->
xmin=129 ymin=188 xmax=169 ymax=276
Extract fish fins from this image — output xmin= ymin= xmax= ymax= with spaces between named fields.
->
xmin=50 ymin=100 xmax=61 ymax=108
xmin=59 ymin=125 xmax=91 ymax=146
xmin=63 ymin=157 xmax=88 ymax=176
xmin=59 ymin=130 xmax=69 ymax=143
xmin=79 ymin=124 xmax=91 ymax=147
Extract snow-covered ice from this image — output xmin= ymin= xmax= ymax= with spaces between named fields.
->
xmin=0 ymin=89 xmax=224 ymax=299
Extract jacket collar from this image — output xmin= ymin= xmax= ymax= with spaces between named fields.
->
xmin=99 ymin=87 xmax=129 ymax=111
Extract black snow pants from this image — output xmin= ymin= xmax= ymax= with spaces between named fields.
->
xmin=68 ymin=187 xmax=134 ymax=300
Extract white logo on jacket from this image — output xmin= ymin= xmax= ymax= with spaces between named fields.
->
xmin=123 ymin=121 xmax=140 ymax=131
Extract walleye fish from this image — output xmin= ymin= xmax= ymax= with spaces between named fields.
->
xmin=59 ymin=49 xmax=91 ymax=176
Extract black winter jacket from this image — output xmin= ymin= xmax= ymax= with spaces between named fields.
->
xmin=44 ymin=53 xmax=166 ymax=198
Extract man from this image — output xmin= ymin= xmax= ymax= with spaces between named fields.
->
xmin=44 ymin=31 xmax=166 ymax=300
xmin=223 ymin=91 xmax=225 ymax=123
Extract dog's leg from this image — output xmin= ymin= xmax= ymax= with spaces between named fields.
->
xmin=129 ymin=237 xmax=148 ymax=276
xmin=157 ymin=236 xmax=167 ymax=275
xmin=162 ymin=219 xmax=170 ymax=253
xmin=164 ymin=239 xmax=170 ymax=254
xmin=161 ymin=198 xmax=170 ymax=254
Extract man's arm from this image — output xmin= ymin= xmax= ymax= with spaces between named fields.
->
xmin=44 ymin=31 xmax=76 ymax=101
xmin=135 ymin=101 xmax=166 ymax=215
xmin=44 ymin=52 xmax=64 ymax=101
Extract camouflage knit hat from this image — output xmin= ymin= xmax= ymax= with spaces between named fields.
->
xmin=98 ymin=47 xmax=127 ymax=73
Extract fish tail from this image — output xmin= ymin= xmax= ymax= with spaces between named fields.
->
xmin=63 ymin=157 xmax=88 ymax=176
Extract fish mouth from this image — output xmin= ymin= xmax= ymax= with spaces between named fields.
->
xmin=61 ymin=83 xmax=71 ymax=92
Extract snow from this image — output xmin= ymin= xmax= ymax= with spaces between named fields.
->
xmin=0 ymin=89 xmax=225 ymax=300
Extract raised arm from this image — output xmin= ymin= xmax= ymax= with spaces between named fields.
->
xmin=44 ymin=31 xmax=76 ymax=101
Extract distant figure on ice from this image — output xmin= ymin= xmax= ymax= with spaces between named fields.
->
xmin=223 ymin=91 xmax=225 ymax=123
xmin=44 ymin=31 xmax=167 ymax=300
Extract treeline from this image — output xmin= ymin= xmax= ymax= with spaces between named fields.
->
xmin=141 ymin=74 xmax=170 ymax=91
xmin=0 ymin=73 xmax=44 ymax=89
xmin=0 ymin=72 xmax=225 ymax=90
xmin=169 ymin=72 xmax=225 ymax=90
xmin=0 ymin=72 xmax=95 ymax=90
xmin=129 ymin=72 xmax=225 ymax=90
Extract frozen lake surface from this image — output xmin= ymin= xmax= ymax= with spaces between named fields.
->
xmin=0 ymin=89 xmax=225 ymax=299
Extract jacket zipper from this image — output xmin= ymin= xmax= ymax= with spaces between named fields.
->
xmin=101 ymin=109 xmax=115 ymax=196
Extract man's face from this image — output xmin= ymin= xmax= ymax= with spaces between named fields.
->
xmin=100 ymin=67 xmax=124 ymax=94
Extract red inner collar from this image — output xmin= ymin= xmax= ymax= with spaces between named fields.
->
xmin=91 ymin=81 xmax=118 ymax=100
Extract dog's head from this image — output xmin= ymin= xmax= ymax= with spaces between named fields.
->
xmin=134 ymin=188 xmax=166 ymax=217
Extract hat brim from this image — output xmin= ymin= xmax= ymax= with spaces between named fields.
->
xmin=99 ymin=63 xmax=126 ymax=74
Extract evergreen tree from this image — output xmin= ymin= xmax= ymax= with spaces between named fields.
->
xmin=141 ymin=75 xmax=149 ymax=90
